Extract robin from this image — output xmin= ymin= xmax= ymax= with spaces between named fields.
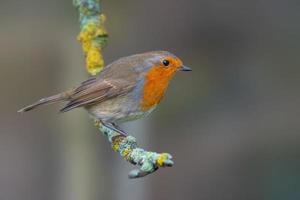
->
xmin=18 ymin=51 xmax=191 ymax=135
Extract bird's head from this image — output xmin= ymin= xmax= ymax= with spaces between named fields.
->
xmin=131 ymin=51 xmax=191 ymax=110
xmin=147 ymin=51 xmax=191 ymax=75
xmin=134 ymin=51 xmax=191 ymax=81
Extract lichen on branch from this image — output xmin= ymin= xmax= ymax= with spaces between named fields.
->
xmin=73 ymin=0 xmax=108 ymax=75
xmin=95 ymin=120 xmax=174 ymax=179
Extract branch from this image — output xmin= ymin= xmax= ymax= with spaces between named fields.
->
xmin=73 ymin=0 xmax=108 ymax=75
xmin=74 ymin=0 xmax=174 ymax=178
xmin=95 ymin=120 xmax=174 ymax=178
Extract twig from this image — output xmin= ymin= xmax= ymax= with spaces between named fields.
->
xmin=73 ymin=0 xmax=108 ymax=75
xmin=95 ymin=120 xmax=174 ymax=178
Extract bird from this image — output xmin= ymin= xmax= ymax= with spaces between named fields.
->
xmin=18 ymin=51 xmax=191 ymax=135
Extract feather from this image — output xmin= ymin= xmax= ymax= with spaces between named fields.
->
xmin=60 ymin=79 xmax=134 ymax=112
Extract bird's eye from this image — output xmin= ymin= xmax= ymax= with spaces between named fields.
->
xmin=162 ymin=59 xmax=170 ymax=66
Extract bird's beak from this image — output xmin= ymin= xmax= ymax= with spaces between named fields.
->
xmin=179 ymin=65 xmax=192 ymax=72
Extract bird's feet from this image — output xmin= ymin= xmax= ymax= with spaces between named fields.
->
xmin=103 ymin=122 xmax=128 ymax=136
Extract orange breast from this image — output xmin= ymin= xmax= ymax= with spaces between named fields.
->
xmin=140 ymin=66 xmax=176 ymax=111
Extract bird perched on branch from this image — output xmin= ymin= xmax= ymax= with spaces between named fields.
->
xmin=18 ymin=51 xmax=191 ymax=135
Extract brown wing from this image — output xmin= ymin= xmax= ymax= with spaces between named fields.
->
xmin=60 ymin=78 xmax=134 ymax=112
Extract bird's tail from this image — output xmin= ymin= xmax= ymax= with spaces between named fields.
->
xmin=18 ymin=92 xmax=70 ymax=113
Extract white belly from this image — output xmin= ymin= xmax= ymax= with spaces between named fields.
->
xmin=86 ymin=95 xmax=156 ymax=123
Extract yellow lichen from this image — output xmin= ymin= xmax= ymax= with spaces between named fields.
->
xmin=112 ymin=142 xmax=120 ymax=152
xmin=111 ymin=136 xmax=124 ymax=152
xmin=77 ymin=14 xmax=107 ymax=75
xmin=156 ymin=153 xmax=169 ymax=167
xmin=122 ymin=149 xmax=132 ymax=160
xmin=86 ymin=47 xmax=104 ymax=75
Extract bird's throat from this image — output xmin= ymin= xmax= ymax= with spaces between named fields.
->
xmin=140 ymin=66 xmax=175 ymax=111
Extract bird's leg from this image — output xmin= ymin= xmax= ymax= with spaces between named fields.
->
xmin=102 ymin=122 xmax=128 ymax=136
xmin=112 ymin=122 xmax=128 ymax=136
xmin=112 ymin=122 xmax=127 ymax=134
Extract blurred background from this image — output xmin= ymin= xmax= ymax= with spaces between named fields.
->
xmin=1 ymin=0 xmax=300 ymax=200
